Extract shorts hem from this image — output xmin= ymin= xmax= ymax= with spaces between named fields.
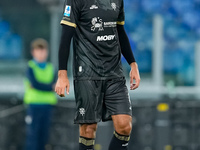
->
xmin=102 ymin=112 xmax=132 ymax=122
xmin=74 ymin=119 xmax=101 ymax=124
xmin=111 ymin=112 xmax=132 ymax=116
xmin=73 ymin=76 xmax=125 ymax=80
xmin=74 ymin=112 xmax=132 ymax=123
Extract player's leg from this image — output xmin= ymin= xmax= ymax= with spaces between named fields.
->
xmin=109 ymin=115 xmax=132 ymax=150
xmin=112 ymin=115 xmax=132 ymax=135
xmin=74 ymin=80 xmax=104 ymax=150
xmin=103 ymin=77 xmax=132 ymax=150
xmin=79 ymin=123 xmax=98 ymax=150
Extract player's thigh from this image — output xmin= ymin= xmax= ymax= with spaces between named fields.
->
xmin=112 ymin=114 xmax=132 ymax=135
xmin=103 ymin=77 xmax=132 ymax=121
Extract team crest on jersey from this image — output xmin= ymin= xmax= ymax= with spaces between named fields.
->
xmin=91 ymin=17 xmax=104 ymax=31
xmin=64 ymin=5 xmax=71 ymax=17
xmin=111 ymin=3 xmax=117 ymax=11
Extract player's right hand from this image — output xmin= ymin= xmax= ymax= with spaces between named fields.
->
xmin=55 ymin=70 xmax=70 ymax=97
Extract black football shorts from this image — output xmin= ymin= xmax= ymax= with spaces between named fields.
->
xmin=73 ymin=77 xmax=132 ymax=124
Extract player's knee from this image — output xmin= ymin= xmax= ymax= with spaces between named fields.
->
xmin=85 ymin=124 xmax=97 ymax=133
xmin=80 ymin=124 xmax=97 ymax=137
xmin=116 ymin=121 xmax=132 ymax=135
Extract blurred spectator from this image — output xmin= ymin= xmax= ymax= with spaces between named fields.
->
xmin=23 ymin=38 xmax=57 ymax=150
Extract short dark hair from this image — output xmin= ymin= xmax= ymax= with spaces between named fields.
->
xmin=31 ymin=38 xmax=48 ymax=50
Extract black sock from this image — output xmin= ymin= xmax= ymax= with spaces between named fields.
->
xmin=79 ymin=136 xmax=95 ymax=150
xmin=109 ymin=131 xmax=130 ymax=150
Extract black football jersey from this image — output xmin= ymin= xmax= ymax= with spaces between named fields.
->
xmin=61 ymin=0 xmax=125 ymax=80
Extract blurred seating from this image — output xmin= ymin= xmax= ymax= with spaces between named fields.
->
xmin=141 ymin=0 xmax=164 ymax=13
xmin=124 ymin=0 xmax=199 ymax=85
xmin=171 ymin=0 xmax=194 ymax=14
xmin=182 ymin=10 xmax=200 ymax=29
xmin=0 ymin=20 xmax=22 ymax=59
xmin=163 ymin=49 xmax=184 ymax=73
xmin=0 ymin=21 xmax=10 ymax=36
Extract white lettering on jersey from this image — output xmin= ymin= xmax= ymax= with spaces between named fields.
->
xmin=97 ymin=35 xmax=115 ymax=41
xmin=104 ymin=22 xmax=117 ymax=27
xmin=79 ymin=66 xmax=82 ymax=72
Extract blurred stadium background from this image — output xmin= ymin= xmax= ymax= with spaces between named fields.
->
xmin=1 ymin=0 xmax=200 ymax=149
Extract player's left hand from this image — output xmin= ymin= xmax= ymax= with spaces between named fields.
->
xmin=130 ymin=62 xmax=140 ymax=90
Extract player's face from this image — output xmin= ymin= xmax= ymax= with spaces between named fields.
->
xmin=32 ymin=48 xmax=48 ymax=63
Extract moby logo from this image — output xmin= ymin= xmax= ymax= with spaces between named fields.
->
xmin=97 ymin=35 xmax=115 ymax=41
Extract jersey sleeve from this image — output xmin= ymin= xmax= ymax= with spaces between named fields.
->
xmin=117 ymin=0 xmax=125 ymax=25
xmin=60 ymin=0 xmax=82 ymax=28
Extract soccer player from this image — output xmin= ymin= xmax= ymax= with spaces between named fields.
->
xmin=55 ymin=0 xmax=140 ymax=149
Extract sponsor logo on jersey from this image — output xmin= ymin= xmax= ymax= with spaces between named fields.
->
xmin=79 ymin=108 xmax=85 ymax=116
xmin=90 ymin=4 xmax=98 ymax=9
xmin=91 ymin=17 xmax=117 ymax=31
xmin=64 ymin=5 xmax=71 ymax=17
xmin=91 ymin=17 xmax=104 ymax=31
xmin=104 ymin=22 xmax=117 ymax=27
xmin=97 ymin=35 xmax=115 ymax=41
xmin=111 ymin=3 xmax=117 ymax=11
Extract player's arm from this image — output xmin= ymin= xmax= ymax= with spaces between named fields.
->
xmin=55 ymin=25 xmax=75 ymax=97
xmin=117 ymin=25 xmax=140 ymax=90
xmin=55 ymin=0 xmax=81 ymax=96
xmin=26 ymin=67 xmax=54 ymax=91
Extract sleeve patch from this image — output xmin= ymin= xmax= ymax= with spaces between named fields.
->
xmin=64 ymin=5 xmax=71 ymax=17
